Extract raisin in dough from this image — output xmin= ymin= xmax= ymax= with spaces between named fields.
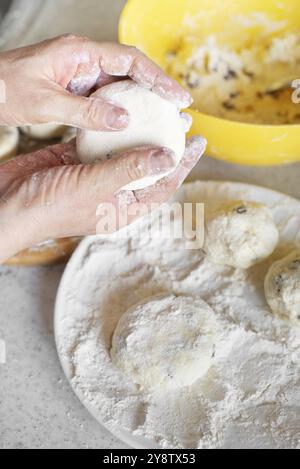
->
xmin=0 ymin=126 xmax=19 ymax=162
xmin=265 ymin=250 xmax=300 ymax=325
xmin=77 ymin=80 xmax=186 ymax=191
xmin=21 ymin=124 xmax=66 ymax=140
xmin=204 ymin=201 xmax=279 ymax=269
xmin=111 ymin=294 xmax=220 ymax=392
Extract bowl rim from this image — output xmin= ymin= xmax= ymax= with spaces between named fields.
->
xmin=118 ymin=0 xmax=300 ymax=130
xmin=188 ymin=108 xmax=300 ymax=130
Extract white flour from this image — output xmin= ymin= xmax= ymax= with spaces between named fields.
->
xmin=56 ymin=183 xmax=300 ymax=449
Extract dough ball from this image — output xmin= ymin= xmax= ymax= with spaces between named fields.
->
xmin=265 ymin=250 xmax=300 ymax=325
xmin=21 ymin=123 xmax=66 ymax=140
xmin=0 ymin=126 xmax=19 ymax=162
xmin=111 ymin=294 xmax=219 ymax=392
xmin=204 ymin=201 xmax=279 ymax=269
xmin=61 ymin=126 xmax=77 ymax=143
xmin=77 ymin=79 xmax=186 ymax=191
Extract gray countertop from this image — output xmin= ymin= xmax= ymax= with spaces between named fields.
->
xmin=0 ymin=0 xmax=299 ymax=449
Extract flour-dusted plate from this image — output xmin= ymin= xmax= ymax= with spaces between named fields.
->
xmin=55 ymin=181 xmax=300 ymax=449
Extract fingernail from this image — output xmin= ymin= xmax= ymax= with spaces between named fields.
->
xmin=155 ymin=76 xmax=193 ymax=109
xmin=188 ymin=136 xmax=207 ymax=160
xmin=181 ymin=112 xmax=193 ymax=132
xmin=160 ymin=88 xmax=193 ymax=109
xmin=150 ymin=148 xmax=175 ymax=174
xmin=107 ymin=107 xmax=130 ymax=130
xmin=180 ymin=90 xmax=193 ymax=108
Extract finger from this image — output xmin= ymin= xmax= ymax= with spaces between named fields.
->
xmin=67 ymin=67 xmax=122 ymax=96
xmin=180 ymin=112 xmax=193 ymax=132
xmin=95 ymin=74 xmax=126 ymax=89
xmin=97 ymin=43 xmax=192 ymax=108
xmin=16 ymin=146 xmax=176 ymax=239
xmin=46 ymin=87 xmax=130 ymax=132
xmin=43 ymin=36 xmax=192 ymax=108
xmin=25 ymin=145 xmax=175 ymax=215
xmin=96 ymin=136 xmax=207 ymax=233
xmin=76 ymin=145 xmax=176 ymax=197
xmin=0 ymin=142 xmax=77 ymax=194
xmin=133 ymin=136 xmax=207 ymax=204
xmin=16 ymin=139 xmax=204 ymax=241
xmin=64 ymin=40 xmax=192 ymax=109
xmin=66 ymin=62 xmax=101 ymax=96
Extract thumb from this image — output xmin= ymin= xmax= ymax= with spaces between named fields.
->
xmin=22 ymin=146 xmax=176 ymax=240
xmin=93 ymin=146 xmax=176 ymax=194
xmin=49 ymin=91 xmax=130 ymax=131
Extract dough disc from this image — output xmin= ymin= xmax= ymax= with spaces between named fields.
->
xmin=111 ymin=294 xmax=219 ymax=392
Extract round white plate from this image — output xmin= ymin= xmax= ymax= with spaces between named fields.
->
xmin=55 ymin=181 xmax=300 ymax=449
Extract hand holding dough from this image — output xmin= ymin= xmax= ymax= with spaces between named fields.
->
xmin=0 ymin=137 xmax=205 ymax=264
xmin=0 ymin=35 xmax=191 ymax=132
xmin=77 ymin=80 xmax=188 ymax=191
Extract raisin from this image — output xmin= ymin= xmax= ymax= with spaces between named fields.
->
xmin=243 ymin=69 xmax=255 ymax=79
xmin=274 ymin=274 xmax=284 ymax=294
xmin=224 ymin=69 xmax=238 ymax=80
xmin=236 ymin=206 xmax=247 ymax=214
xmin=222 ymin=101 xmax=236 ymax=110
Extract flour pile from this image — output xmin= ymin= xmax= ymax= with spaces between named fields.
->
xmin=56 ymin=183 xmax=300 ymax=449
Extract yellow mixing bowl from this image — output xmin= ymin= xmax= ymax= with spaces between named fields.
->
xmin=119 ymin=0 xmax=300 ymax=166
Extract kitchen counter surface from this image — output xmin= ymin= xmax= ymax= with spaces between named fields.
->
xmin=1 ymin=0 xmax=300 ymax=449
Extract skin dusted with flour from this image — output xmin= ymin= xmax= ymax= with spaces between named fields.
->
xmin=0 ymin=34 xmax=199 ymax=262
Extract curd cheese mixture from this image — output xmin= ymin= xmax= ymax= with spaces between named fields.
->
xmin=167 ymin=32 xmax=300 ymax=125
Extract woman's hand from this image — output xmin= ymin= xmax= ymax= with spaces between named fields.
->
xmin=0 ymin=35 xmax=201 ymax=264
xmin=0 ymin=137 xmax=206 ymax=263
xmin=0 ymin=35 xmax=192 ymax=130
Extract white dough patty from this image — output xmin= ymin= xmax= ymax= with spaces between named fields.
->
xmin=265 ymin=250 xmax=300 ymax=325
xmin=77 ymin=80 xmax=186 ymax=191
xmin=111 ymin=294 xmax=220 ymax=392
xmin=204 ymin=201 xmax=279 ymax=269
